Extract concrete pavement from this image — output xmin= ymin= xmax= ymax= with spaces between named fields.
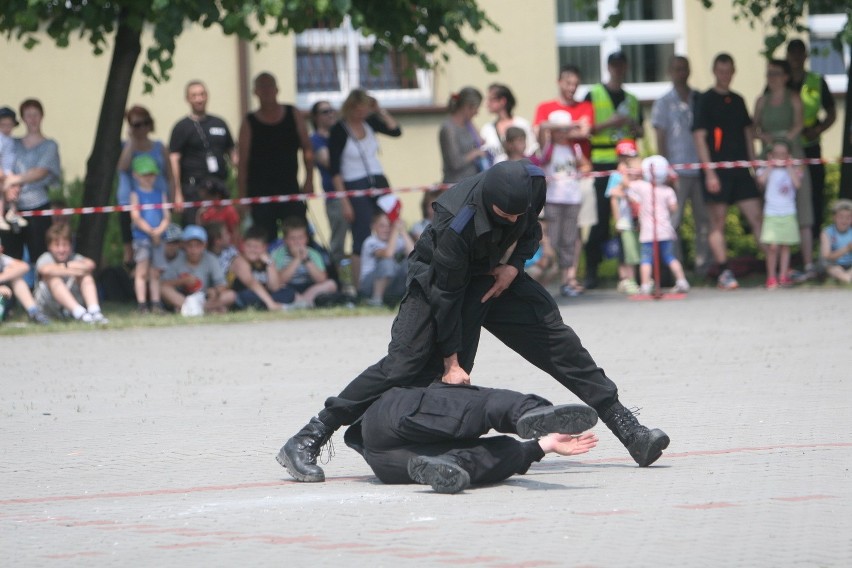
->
xmin=1 ymin=287 xmax=850 ymax=566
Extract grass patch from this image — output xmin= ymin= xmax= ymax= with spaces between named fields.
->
xmin=0 ymin=302 xmax=392 ymax=337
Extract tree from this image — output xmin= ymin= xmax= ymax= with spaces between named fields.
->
xmin=591 ymin=0 xmax=851 ymax=196
xmin=0 ymin=1 xmax=498 ymax=262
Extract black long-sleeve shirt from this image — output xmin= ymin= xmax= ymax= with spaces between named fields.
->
xmin=408 ymin=165 xmax=546 ymax=357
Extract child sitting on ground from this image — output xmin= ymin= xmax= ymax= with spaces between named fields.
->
xmin=128 ymin=154 xmax=170 ymax=313
xmin=230 ymin=226 xmax=295 ymax=310
xmin=606 ymin=140 xmax=643 ymax=295
xmin=34 ymin=224 xmax=108 ymax=323
xmin=272 ymin=216 xmax=337 ymax=308
xmin=0 ymin=236 xmax=50 ymax=324
xmin=359 ymin=209 xmax=415 ymax=306
xmin=820 ymin=199 xmax=852 ymax=284
xmin=626 ymin=155 xmax=690 ymax=295
xmin=203 ymin=221 xmax=238 ymax=284
xmin=161 ymin=224 xmax=236 ymax=315
xmin=756 ymin=139 xmax=802 ymax=289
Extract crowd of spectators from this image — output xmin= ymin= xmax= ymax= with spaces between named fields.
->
xmin=0 ymin=40 xmax=849 ymax=326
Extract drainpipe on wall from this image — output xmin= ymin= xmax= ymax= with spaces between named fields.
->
xmin=237 ymin=38 xmax=250 ymax=119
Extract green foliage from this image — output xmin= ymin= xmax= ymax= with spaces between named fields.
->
xmin=0 ymin=0 xmax=499 ymax=92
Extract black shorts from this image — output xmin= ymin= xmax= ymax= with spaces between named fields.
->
xmin=702 ymin=169 xmax=760 ymax=205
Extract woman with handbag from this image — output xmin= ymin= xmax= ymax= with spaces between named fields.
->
xmin=328 ymin=89 xmax=401 ymax=289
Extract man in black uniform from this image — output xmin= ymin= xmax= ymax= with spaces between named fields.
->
xmin=277 ymin=161 xmax=669 ymax=483
xmin=169 ymin=80 xmax=236 ymax=226
xmin=359 ymin=382 xmax=599 ymax=494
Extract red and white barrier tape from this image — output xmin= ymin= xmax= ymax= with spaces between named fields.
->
xmin=17 ymin=156 xmax=852 ymax=218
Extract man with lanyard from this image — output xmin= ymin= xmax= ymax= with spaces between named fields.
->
xmin=169 ymin=80 xmax=236 ymax=226
xmin=651 ymin=55 xmax=710 ymax=275
xmin=584 ymin=51 xmax=643 ymax=289
xmin=786 ymin=39 xmax=837 ymax=247
xmin=276 ymin=161 xmax=670 ymax=485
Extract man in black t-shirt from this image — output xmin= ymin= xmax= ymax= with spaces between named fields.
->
xmin=692 ymin=53 xmax=762 ymax=290
xmin=169 ymin=81 xmax=236 ymax=225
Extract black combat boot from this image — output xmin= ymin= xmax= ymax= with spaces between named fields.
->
xmin=601 ymin=402 xmax=670 ymax=467
xmin=276 ymin=417 xmax=335 ymax=482
xmin=407 ymin=456 xmax=471 ymax=494
xmin=516 ymin=404 xmax=599 ymax=439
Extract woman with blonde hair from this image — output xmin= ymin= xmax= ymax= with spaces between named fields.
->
xmin=328 ymin=89 xmax=401 ymax=288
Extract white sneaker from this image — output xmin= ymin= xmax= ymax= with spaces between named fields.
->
xmin=6 ymin=209 xmax=27 ymax=227
xmin=89 ymin=311 xmax=109 ymax=324
xmin=639 ymin=282 xmax=654 ymax=295
xmin=78 ymin=312 xmax=94 ymax=323
xmin=671 ymin=279 xmax=690 ymax=293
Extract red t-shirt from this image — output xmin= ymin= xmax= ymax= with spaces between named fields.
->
xmin=533 ymin=99 xmax=595 ymax=159
xmin=199 ymin=205 xmax=241 ymax=241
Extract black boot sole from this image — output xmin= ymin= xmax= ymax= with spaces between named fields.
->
xmin=629 ymin=428 xmax=670 ymax=467
xmin=276 ymin=445 xmax=326 ymax=482
xmin=407 ymin=456 xmax=470 ymax=494
xmin=516 ymin=404 xmax=599 ymax=439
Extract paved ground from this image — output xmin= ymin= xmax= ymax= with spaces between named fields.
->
xmin=1 ymin=287 xmax=850 ymax=567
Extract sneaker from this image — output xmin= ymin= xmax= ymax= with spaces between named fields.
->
xmin=559 ymin=284 xmax=580 ymax=298
xmin=617 ymin=278 xmax=641 ymax=295
xmin=407 ymin=456 xmax=470 ymax=494
xmin=137 ymin=304 xmax=150 ymax=315
xmin=779 ymin=276 xmax=794 ymax=288
xmin=0 ymin=217 xmax=9 ymax=231
xmin=639 ymin=282 xmax=654 ymax=295
xmin=89 ymin=311 xmax=109 ymax=324
xmin=8 ymin=214 xmax=27 ymax=228
xmin=717 ymin=269 xmax=739 ymax=290
xmin=516 ymin=404 xmax=599 ymax=439
xmin=765 ymin=277 xmax=779 ymax=290
xmin=365 ymin=297 xmax=384 ymax=307
xmin=151 ymin=302 xmax=167 ymax=315
xmin=671 ymin=279 xmax=690 ymax=293
xmin=28 ymin=309 xmax=51 ymax=325
xmin=78 ymin=312 xmax=94 ymax=323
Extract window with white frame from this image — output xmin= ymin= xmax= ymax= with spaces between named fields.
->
xmin=555 ymin=0 xmax=686 ymax=100
xmin=806 ymin=11 xmax=849 ymax=94
xmin=294 ymin=17 xmax=433 ymax=109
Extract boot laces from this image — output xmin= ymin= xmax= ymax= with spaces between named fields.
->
xmin=318 ymin=438 xmax=335 ymax=465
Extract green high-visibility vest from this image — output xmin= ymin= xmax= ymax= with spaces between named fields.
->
xmin=799 ymin=71 xmax=823 ymax=148
xmin=589 ymin=83 xmax=639 ymax=164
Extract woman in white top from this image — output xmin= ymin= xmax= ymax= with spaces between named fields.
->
xmin=327 ymin=89 xmax=401 ymax=288
xmin=479 ymin=83 xmax=537 ymax=165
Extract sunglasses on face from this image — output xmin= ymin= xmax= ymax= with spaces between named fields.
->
xmin=130 ymin=120 xmax=152 ymax=128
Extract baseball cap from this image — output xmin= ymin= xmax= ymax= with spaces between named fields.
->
xmin=132 ymin=154 xmax=160 ymax=176
xmin=831 ymin=199 xmax=852 ymax=214
xmin=0 ymin=106 xmax=19 ymax=126
xmin=642 ymin=155 xmax=671 ymax=184
xmin=164 ymin=223 xmax=183 ymax=243
xmin=181 ymin=224 xmax=208 ymax=243
xmin=615 ymin=139 xmax=638 ymax=157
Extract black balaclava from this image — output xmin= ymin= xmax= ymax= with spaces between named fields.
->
xmin=480 ymin=161 xmax=531 ymax=225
